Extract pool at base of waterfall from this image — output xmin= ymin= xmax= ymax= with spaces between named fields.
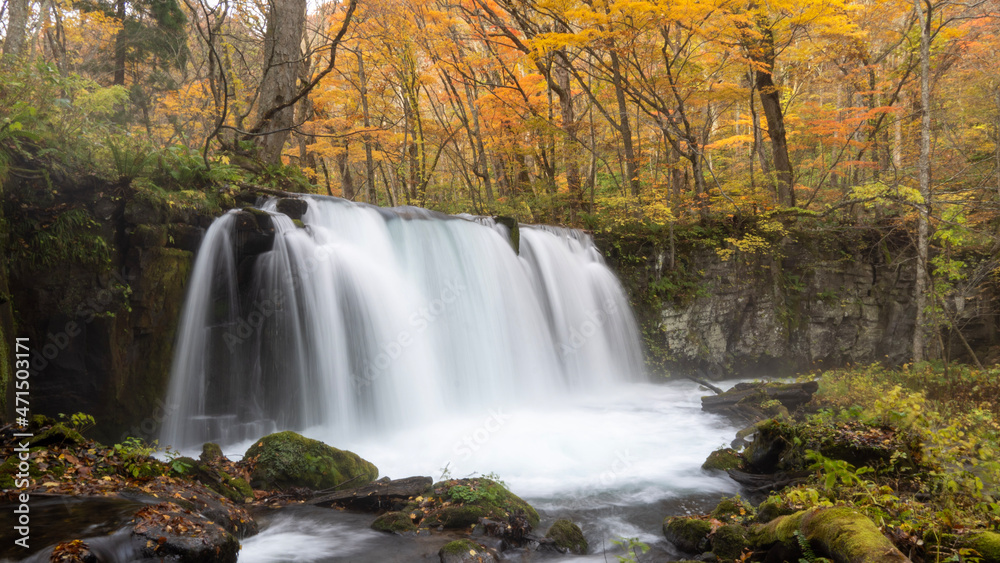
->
xmin=235 ymin=380 xmax=740 ymax=562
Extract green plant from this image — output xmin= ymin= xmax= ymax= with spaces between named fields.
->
xmin=112 ymin=437 xmax=162 ymax=479
xmin=57 ymin=412 xmax=96 ymax=434
xmin=106 ymin=135 xmax=154 ymax=183
xmin=611 ymin=536 xmax=649 ymax=563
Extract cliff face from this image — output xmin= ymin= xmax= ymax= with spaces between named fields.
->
xmin=3 ymin=174 xmax=236 ymax=442
xmin=600 ymin=228 xmax=998 ymax=378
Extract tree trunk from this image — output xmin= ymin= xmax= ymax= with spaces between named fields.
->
xmin=610 ymin=51 xmax=639 ymax=197
xmin=356 ymin=50 xmax=376 ymax=202
xmin=113 ymin=0 xmax=127 ymax=85
xmin=255 ymin=0 xmax=307 ymax=164
xmin=3 ymin=0 xmax=30 ymax=58
xmin=554 ymin=57 xmax=582 ymax=211
xmin=749 ymin=20 xmax=794 ymax=206
xmin=336 ymin=143 xmax=355 ymax=200
xmin=912 ymin=0 xmax=932 ymax=363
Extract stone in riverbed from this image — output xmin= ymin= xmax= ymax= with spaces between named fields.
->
xmin=371 ymin=511 xmax=418 ymax=534
xmin=438 ymin=539 xmax=498 ymax=563
xmin=130 ymin=502 xmax=239 ymax=563
xmin=310 ymin=475 xmax=432 ymax=511
xmin=244 ymin=431 xmax=378 ymax=491
xmin=702 ymin=448 xmax=742 ymax=472
xmin=663 ymin=516 xmax=712 ymax=553
xmin=545 ymin=519 xmax=588 ymax=554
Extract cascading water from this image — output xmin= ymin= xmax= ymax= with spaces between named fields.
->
xmin=161 ymin=195 xmax=645 ymax=449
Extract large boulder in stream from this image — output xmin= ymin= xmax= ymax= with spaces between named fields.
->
xmin=244 ymin=431 xmax=378 ymax=491
xmin=130 ymin=502 xmax=240 ymax=563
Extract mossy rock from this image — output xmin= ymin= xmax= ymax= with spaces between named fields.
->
xmin=28 ymin=423 xmax=85 ymax=448
xmin=712 ymin=524 xmax=749 ymax=560
xmin=429 ymin=479 xmax=539 ymax=529
xmin=702 ymin=448 xmax=741 ymax=472
xmin=751 ymin=506 xmax=909 ymax=563
xmin=663 ymin=517 xmax=712 ymax=553
xmin=200 ymin=442 xmax=225 ymax=463
xmin=754 ymin=497 xmax=796 ymax=523
xmin=439 ymin=539 xmax=496 ymax=563
xmin=545 ymin=519 xmax=587 ymax=554
xmin=710 ymin=496 xmax=752 ymax=521
xmin=131 ymin=224 xmax=168 ymax=248
xmin=961 ymin=531 xmax=1000 ymax=563
xmin=244 ymin=431 xmax=378 ymax=491
xmin=372 ymin=511 xmax=418 ymax=534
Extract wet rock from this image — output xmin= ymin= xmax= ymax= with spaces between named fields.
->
xmin=438 ymin=539 xmax=498 ymax=563
xmin=545 ymin=519 xmax=588 ymax=554
xmin=712 ymin=524 xmax=749 ymax=560
xmin=49 ymin=539 xmax=98 ymax=563
xmin=130 ymin=502 xmax=239 ymax=563
xmin=371 ymin=511 xmax=418 ymax=534
xmin=710 ymin=496 xmax=752 ymax=521
xmin=167 ymin=223 xmax=204 ymax=252
xmin=28 ymin=424 xmax=85 ymax=448
xmin=233 ymin=208 xmax=275 ymax=257
xmin=276 ymin=198 xmax=309 ymax=220
xmin=421 ymin=478 xmax=540 ymax=530
xmin=701 ymin=381 xmax=819 ymax=424
xmin=663 ymin=516 xmax=712 ymax=553
xmin=244 ymin=431 xmax=378 ymax=491
xmin=200 ymin=442 xmax=225 ymax=463
xmin=702 ymin=448 xmax=741 ymax=472
xmin=310 ymin=475 xmax=432 ymax=511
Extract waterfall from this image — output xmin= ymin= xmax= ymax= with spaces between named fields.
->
xmin=161 ymin=196 xmax=644 ymax=449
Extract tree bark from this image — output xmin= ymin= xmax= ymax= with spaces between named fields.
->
xmin=356 ymin=50 xmax=376 ymax=203
xmin=3 ymin=0 xmax=30 ymax=59
xmin=610 ymin=50 xmax=639 ymax=197
xmin=114 ymin=0 xmax=127 ymax=85
xmin=912 ymin=0 xmax=932 ymax=363
xmin=255 ymin=0 xmax=307 ymax=164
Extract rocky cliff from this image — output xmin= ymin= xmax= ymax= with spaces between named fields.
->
xmin=600 ymin=226 xmax=998 ymax=378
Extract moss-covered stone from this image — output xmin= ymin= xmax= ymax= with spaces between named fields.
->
xmin=372 ymin=511 xmax=418 ymax=534
xmin=429 ymin=478 xmax=539 ymax=529
xmin=663 ymin=516 xmax=712 ymax=553
xmin=545 ymin=519 xmax=588 ymax=554
xmin=702 ymin=448 xmax=742 ymax=472
xmin=200 ymin=442 xmax=224 ymax=463
xmin=439 ymin=539 xmax=496 ymax=563
xmin=754 ymin=496 xmax=796 ymax=523
xmin=752 ymin=507 xmax=909 ymax=563
xmin=131 ymin=224 xmax=168 ymax=247
xmin=712 ymin=524 xmax=749 ymax=560
xmin=961 ymin=531 xmax=1000 ymax=563
xmin=28 ymin=423 xmax=85 ymax=447
xmin=710 ymin=496 xmax=751 ymax=521
xmin=244 ymin=431 xmax=378 ymax=491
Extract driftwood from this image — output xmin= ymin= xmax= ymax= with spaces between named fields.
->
xmin=309 ymin=476 xmax=432 ymax=512
xmin=701 ymin=381 xmax=819 ymax=414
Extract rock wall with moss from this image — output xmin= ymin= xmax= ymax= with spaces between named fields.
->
xmin=2 ymin=170 xmax=237 ymax=441
xmin=598 ymin=223 xmax=999 ymax=378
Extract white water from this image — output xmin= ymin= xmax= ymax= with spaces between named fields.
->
xmin=160 ymin=195 xmax=737 ymax=560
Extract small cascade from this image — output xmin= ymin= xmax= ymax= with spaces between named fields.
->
xmin=161 ymin=196 xmax=644 ymax=448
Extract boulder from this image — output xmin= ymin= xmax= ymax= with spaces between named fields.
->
xmin=702 ymin=448 xmax=741 ymax=472
xmin=130 ymin=502 xmax=239 ymax=563
xmin=663 ymin=516 xmax=712 ymax=553
xmin=244 ymin=431 xmax=378 ymax=491
xmin=371 ymin=511 xmax=418 ymax=534
xmin=423 ymin=478 xmax=540 ymax=529
xmin=712 ymin=524 xmax=749 ymax=560
xmin=545 ymin=519 xmax=588 ymax=554
xmin=439 ymin=539 xmax=498 ymax=563
xmin=276 ymin=198 xmax=309 ymax=220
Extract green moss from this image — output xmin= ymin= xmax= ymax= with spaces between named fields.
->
xmin=131 ymin=224 xmax=168 ymax=247
xmin=663 ymin=517 xmax=712 ymax=553
xmin=28 ymin=423 xmax=85 ymax=447
xmin=702 ymin=448 xmax=741 ymax=472
xmin=754 ymin=496 xmax=795 ymax=523
xmin=372 ymin=511 xmax=418 ymax=534
xmin=962 ymin=531 xmax=1000 ymax=562
xmin=424 ymin=505 xmax=490 ymax=528
xmin=710 ymin=496 xmax=751 ymax=521
xmin=545 ymin=519 xmax=588 ymax=554
xmin=200 ymin=443 xmax=224 ymax=463
xmin=292 ymin=219 xmax=306 ymax=229
xmin=712 ymin=524 xmax=749 ymax=560
xmin=244 ymin=431 xmax=378 ymax=491
xmin=752 ymin=507 xmax=908 ymax=563
xmin=439 ymin=538 xmax=488 ymax=557
xmin=433 ymin=478 xmax=540 ymax=528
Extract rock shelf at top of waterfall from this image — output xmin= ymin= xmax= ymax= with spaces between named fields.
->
xmin=160 ymin=195 xmax=645 ymax=449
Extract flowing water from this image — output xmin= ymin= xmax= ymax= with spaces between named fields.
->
xmin=157 ymin=195 xmax=739 ymax=560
